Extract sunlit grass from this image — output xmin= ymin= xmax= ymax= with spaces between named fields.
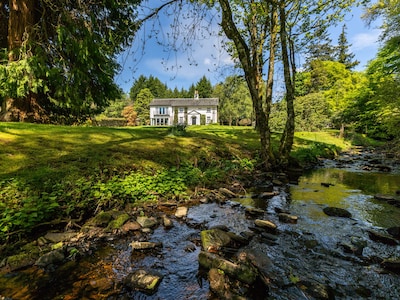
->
xmin=0 ymin=123 xmax=368 ymax=189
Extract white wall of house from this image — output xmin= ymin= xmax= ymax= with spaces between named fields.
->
xmin=150 ymin=105 xmax=218 ymax=126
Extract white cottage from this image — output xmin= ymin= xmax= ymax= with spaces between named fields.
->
xmin=149 ymin=98 xmax=219 ymax=126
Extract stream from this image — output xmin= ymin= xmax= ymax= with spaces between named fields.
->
xmin=1 ymin=149 xmax=400 ymax=299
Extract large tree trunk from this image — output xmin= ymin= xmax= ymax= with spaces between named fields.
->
xmin=264 ymin=6 xmax=279 ymax=168
xmin=0 ymin=0 xmax=44 ymax=122
xmin=278 ymin=4 xmax=295 ymax=167
xmin=219 ymin=0 xmax=273 ymax=170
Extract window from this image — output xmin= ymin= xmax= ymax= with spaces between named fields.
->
xmin=207 ymin=116 xmax=211 ymax=124
xmin=179 ymin=117 xmax=184 ymax=123
xmin=158 ymin=107 xmax=167 ymax=115
xmin=207 ymin=107 xmax=211 ymax=113
xmin=179 ymin=107 xmax=184 ymax=112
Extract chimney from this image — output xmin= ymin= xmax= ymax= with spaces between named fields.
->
xmin=194 ymin=90 xmax=199 ymax=99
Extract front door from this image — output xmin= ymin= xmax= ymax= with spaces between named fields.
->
xmin=191 ymin=116 xmax=197 ymax=125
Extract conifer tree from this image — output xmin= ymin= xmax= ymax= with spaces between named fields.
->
xmin=337 ymin=24 xmax=359 ymax=69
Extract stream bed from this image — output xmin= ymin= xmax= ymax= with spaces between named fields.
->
xmin=1 ymin=149 xmax=400 ymax=299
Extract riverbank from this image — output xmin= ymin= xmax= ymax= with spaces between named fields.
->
xmin=1 ymin=144 xmax=400 ymax=299
xmin=0 ymin=123 xmax=383 ymax=258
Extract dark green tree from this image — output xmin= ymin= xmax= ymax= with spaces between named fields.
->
xmin=129 ymin=75 xmax=169 ymax=102
xmin=305 ymin=23 xmax=336 ymax=68
xmin=336 ymin=24 xmax=359 ymax=69
xmin=196 ymin=75 xmax=213 ymax=98
xmin=0 ymin=0 xmax=142 ymax=123
xmin=134 ymin=88 xmax=153 ymax=125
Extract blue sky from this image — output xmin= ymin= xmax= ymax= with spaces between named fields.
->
xmin=114 ymin=4 xmax=382 ymax=94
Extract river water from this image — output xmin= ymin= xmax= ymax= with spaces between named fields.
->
xmin=1 ymin=152 xmax=400 ymax=299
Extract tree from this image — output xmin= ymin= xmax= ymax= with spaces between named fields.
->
xmin=214 ymin=76 xmax=252 ymax=125
xmin=336 ymin=24 xmax=359 ymax=69
xmin=305 ymin=22 xmax=336 ymax=67
xmin=122 ymin=105 xmax=138 ymax=126
xmin=129 ymin=75 xmax=169 ymax=102
xmin=0 ymin=0 xmax=141 ymax=123
xmin=134 ymin=88 xmax=153 ymax=125
xmin=196 ymin=75 xmax=213 ymax=98
xmin=139 ymin=0 xmax=356 ymax=169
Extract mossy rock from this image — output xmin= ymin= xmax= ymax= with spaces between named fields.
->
xmin=89 ymin=211 xmax=114 ymax=227
xmin=106 ymin=213 xmax=130 ymax=231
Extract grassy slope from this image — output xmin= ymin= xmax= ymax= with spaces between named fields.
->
xmin=0 ymin=123 xmax=355 ymax=185
xmin=1 ymin=123 xmax=366 ymax=244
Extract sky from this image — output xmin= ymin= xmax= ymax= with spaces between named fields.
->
xmin=114 ymin=4 xmax=382 ymax=94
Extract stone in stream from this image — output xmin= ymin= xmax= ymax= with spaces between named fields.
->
xmin=198 ymin=251 xmax=258 ymax=284
xmin=322 ymin=207 xmax=352 ymax=218
xmin=381 ymin=259 xmax=400 ymax=273
xmin=200 ymin=228 xmax=232 ymax=252
xmin=130 ymin=241 xmax=163 ymax=250
xmin=174 ymin=206 xmax=188 ymax=219
xmin=208 ymin=268 xmax=247 ymax=300
xmin=136 ymin=216 xmax=158 ymax=228
xmin=278 ymin=213 xmax=298 ymax=224
xmin=35 ymin=249 xmax=65 ymax=268
xmin=162 ymin=215 xmax=173 ymax=228
xmin=387 ymin=226 xmax=400 ymax=239
xmin=254 ymin=219 xmax=278 ymax=233
xmin=245 ymin=207 xmax=265 ymax=216
xmin=124 ymin=269 xmax=163 ymax=294
xmin=367 ymin=230 xmax=399 ymax=245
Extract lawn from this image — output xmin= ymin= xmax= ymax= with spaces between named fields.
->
xmin=0 ymin=122 xmax=356 ymax=240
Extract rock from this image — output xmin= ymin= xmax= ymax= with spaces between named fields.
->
xmin=255 ymin=191 xmax=278 ymax=199
xmin=136 ymin=216 xmax=158 ymax=228
xmin=175 ymin=206 xmax=188 ymax=219
xmin=3 ymin=251 xmax=39 ymax=271
xmin=124 ymin=269 xmax=163 ymax=294
xmin=245 ymin=207 xmax=265 ymax=216
xmin=106 ymin=213 xmax=130 ymax=231
xmin=44 ymin=232 xmax=77 ymax=243
xmin=323 ymin=207 xmax=352 ymax=218
xmin=200 ymin=228 xmax=232 ymax=252
xmin=272 ymin=179 xmax=284 ymax=186
xmin=208 ymin=268 xmax=227 ymax=297
xmin=374 ymin=194 xmax=398 ymax=202
xmin=162 ymin=215 xmax=173 ymax=228
xmin=218 ymin=187 xmax=237 ymax=198
xmin=225 ymin=231 xmax=251 ymax=246
xmin=254 ymin=219 xmax=278 ymax=232
xmin=130 ymin=241 xmax=162 ymax=250
xmin=274 ymin=207 xmax=290 ymax=214
xmin=321 ymin=182 xmax=334 ymax=187
xmin=240 ymin=249 xmax=272 ymax=280
xmin=35 ymin=249 xmax=65 ymax=268
xmin=340 ymin=238 xmax=367 ymax=256
xmin=367 ymin=230 xmax=399 ymax=245
xmin=208 ymin=268 xmax=247 ymax=300
xmin=88 ymin=211 xmax=113 ymax=227
xmin=387 ymin=226 xmax=400 ymax=239
xmin=198 ymin=251 xmax=258 ymax=284
xmin=121 ymin=221 xmax=141 ymax=232
xmin=278 ymin=213 xmax=298 ymax=224
xmin=381 ymin=259 xmax=400 ymax=273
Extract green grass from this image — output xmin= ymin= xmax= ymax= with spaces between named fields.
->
xmin=0 ymin=123 xmax=370 ymax=242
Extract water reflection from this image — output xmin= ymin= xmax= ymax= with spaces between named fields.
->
xmin=290 ymin=168 xmax=400 ymax=228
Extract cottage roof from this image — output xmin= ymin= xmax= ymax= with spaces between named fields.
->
xmin=150 ymin=98 xmax=219 ymax=107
